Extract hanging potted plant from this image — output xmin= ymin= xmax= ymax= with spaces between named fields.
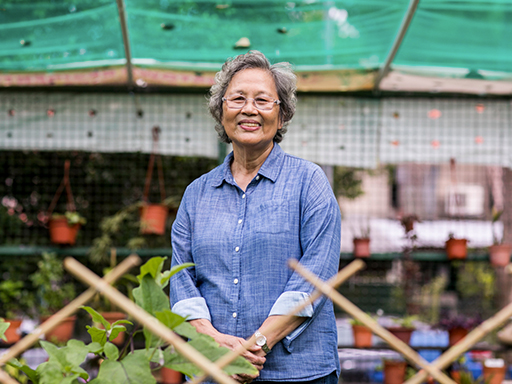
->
xmin=46 ymin=160 xmax=86 ymax=245
xmin=401 ymin=214 xmax=420 ymax=234
xmin=30 ymin=252 xmax=77 ymax=343
xmin=489 ymin=208 xmax=512 ymax=267
xmin=140 ymin=126 xmax=169 ymax=235
xmin=445 ymin=233 xmax=468 ymax=260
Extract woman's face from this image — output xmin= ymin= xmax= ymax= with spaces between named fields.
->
xmin=221 ymin=68 xmax=282 ymax=151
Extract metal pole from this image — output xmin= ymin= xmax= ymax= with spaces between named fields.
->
xmin=115 ymin=0 xmax=134 ymax=87
xmin=373 ymin=0 xmax=421 ymax=93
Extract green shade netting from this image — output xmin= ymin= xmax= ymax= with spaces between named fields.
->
xmin=0 ymin=0 xmax=511 ymax=78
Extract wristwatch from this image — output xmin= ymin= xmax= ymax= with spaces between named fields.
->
xmin=254 ymin=330 xmax=271 ymax=353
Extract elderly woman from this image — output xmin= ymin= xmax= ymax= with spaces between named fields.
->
xmin=170 ymin=51 xmax=341 ymax=384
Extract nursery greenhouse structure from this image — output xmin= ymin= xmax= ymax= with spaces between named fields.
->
xmin=1 ymin=0 xmax=512 ymax=383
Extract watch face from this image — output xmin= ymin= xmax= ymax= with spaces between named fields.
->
xmin=256 ymin=336 xmax=266 ymax=346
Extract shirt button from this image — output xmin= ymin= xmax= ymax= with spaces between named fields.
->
xmin=234 ymin=278 xmax=239 ymax=284
xmin=242 ymin=194 xmax=246 ymax=199
xmin=238 ymin=219 xmax=242 ymax=224
xmin=256 ymin=175 xmax=260 ymax=180
xmin=235 ymin=246 xmax=240 ymax=252
xmin=233 ymin=312 xmax=237 ymax=318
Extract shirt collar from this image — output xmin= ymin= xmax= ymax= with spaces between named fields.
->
xmin=211 ymin=143 xmax=285 ymax=187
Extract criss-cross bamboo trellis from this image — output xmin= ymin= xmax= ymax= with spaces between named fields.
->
xmin=1 ymin=255 xmax=512 ymax=384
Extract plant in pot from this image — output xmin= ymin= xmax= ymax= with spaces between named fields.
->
xmin=489 ymin=208 xmax=511 ymax=267
xmin=350 ymin=316 xmax=373 ymax=348
xmin=88 ymin=196 xmax=179 ymax=263
xmin=386 ymin=315 xmax=418 ymax=345
xmin=29 ymin=252 xmax=77 ymax=344
xmin=353 ymin=223 xmax=371 ymax=258
xmin=382 ymin=358 xmax=408 ymax=384
xmin=446 ymin=232 xmax=468 ymax=260
xmin=46 ymin=159 xmax=86 ymax=245
xmin=7 ymin=256 xmax=257 ymax=384
xmin=0 ymin=280 xmax=35 ymax=344
xmin=436 ymin=313 xmax=481 ymax=347
xmin=401 ymin=214 xmax=420 ymax=234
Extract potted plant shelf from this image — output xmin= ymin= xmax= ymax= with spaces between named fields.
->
xmin=2 ymin=256 xmax=257 ymax=384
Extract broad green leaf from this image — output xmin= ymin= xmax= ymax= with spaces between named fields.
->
xmin=39 ymin=340 xmax=90 ymax=381
xmin=109 ymin=324 xmax=127 ymax=342
xmin=7 ymin=358 xmax=39 ymax=383
xmin=137 ymin=257 xmax=166 ymax=282
xmin=0 ymin=319 xmax=9 ymax=342
xmin=111 ymin=319 xmax=132 ymax=327
xmin=90 ymin=351 xmax=156 ymax=384
xmin=88 ymin=341 xmax=103 ymax=354
xmin=104 ymin=342 xmax=119 ymax=361
xmin=162 ymin=262 xmax=194 ymax=288
xmin=81 ymin=306 xmax=110 ymax=329
xmin=86 ymin=326 xmax=108 ymax=346
xmin=133 ymin=275 xmax=170 ymax=313
xmin=173 ymin=321 xmax=200 ymax=340
xmin=163 ymin=334 xmax=258 ymax=378
xmin=154 ymin=309 xmax=186 ymax=330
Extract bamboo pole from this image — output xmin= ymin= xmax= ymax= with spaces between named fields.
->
xmin=63 ymin=257 xmax=238 ymax=384
xmin=405 ymin=301 xmax=512 ymax=384
xmin=189 ymin=259 xmax=366 ymax=384
xmin=0 ymin=369 xmax=21 ymax=384
xmin=289 ymin=259 xmax=456 ymax=384
xmin=0 ymin=254 xmax=140 ymax=368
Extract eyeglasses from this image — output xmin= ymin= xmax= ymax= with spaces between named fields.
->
xmin=222 ymin=95 xmax=281 ymax=111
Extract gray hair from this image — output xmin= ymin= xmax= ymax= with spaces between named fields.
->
xmin=208 ymin=50 xmax=297 ymax=144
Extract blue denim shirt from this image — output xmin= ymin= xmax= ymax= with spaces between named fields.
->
xmin=170 ymin=144 xmax=341 ymax=381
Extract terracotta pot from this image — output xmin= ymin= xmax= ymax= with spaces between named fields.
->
xmin=159 ymin=367 xmax=183 ymax=384
xmin=352 ymin=324 xmax=372 ymax=347
xmin=383 ymin=360 xmax=407 ymax=384
xmin=445 ymin=238 xmax=467 ymax=260
xmin=451 ymin=370 xmax=461 ymax=384
xmin=1 ymin=318 xmax=23 ymax=344
xmin=448 ymin=327 xmax=468 ymax=346
xmin=490 ymin=244 xmax=512 ymax=267
xmin=40 ymin=315 xmax=76 ymax=343
xmin=386 ymin=326 xmax=414 ymax=345
xmin=483 ymin=365 xmax=506 ymax=384
xmin=139 ymin=204 xmax=168 ymax=235
xmin=353 ymin=238 xmax=371 ymax=258
xmin=48 ymin=217 xmax=80 ymax=245
xmin=99 ymin=312 xmax=127 ymax=345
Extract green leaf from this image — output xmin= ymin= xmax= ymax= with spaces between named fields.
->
xmin=173 ymin=321 xmax=201 ymax=340
xmin=154 ymin=309 xmax=186 ymax=330
xmin=90 ymin=351 xmax=156 ymax=384
xmin=81 ymin=306 xmax=110 ymax=329
xmin=0 ymin=319 xmax=9 ymax=342
xmin=109 ymin=324 xmax=127 ymax=342
xmin=7 ymin=358 xmax=39 ymax=384
xmin=86 ymin=325 xmax=108 ymax=346
xmin=163 ymin=333 xmax=258 ymax=378
xmin=104 ymin=342 xmax=119 ymax=361
xmin=88 ymin=341 xmax=103 ymax=354
xmin=137 ymin=257 xmax=166 ymax=282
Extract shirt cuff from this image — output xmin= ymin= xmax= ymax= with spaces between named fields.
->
xmin=268 ymin=291 xmax=313 ymax=317
xmin=171 ymin=297 xmax=211 ymax=321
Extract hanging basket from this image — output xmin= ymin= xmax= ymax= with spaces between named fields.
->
xmin=140 ymin=126 xmax=169 ymax=236
xmin=489 ymin=244 xmax=512 ymax=267
xmin=140 ymin=204 xmax=168 ymax=235
xmin=46 ymin=160 xmax=83 ymax=245
xmin=353 ymin=238 xmax=371 ymax=258
xmin=48 ymin=217 xmax=81 ymax=245
xmin=445 ymin=238 xmax=467 ymax=260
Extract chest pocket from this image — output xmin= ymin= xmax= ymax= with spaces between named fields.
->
xmin=251 ymin=199 xmax=290 ymax=234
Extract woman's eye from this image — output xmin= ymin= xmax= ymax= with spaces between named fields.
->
xmin=256 ymin=98 xmax=271 ymax=103
xmin=232 ymin=96 xmax=245 ymax=101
